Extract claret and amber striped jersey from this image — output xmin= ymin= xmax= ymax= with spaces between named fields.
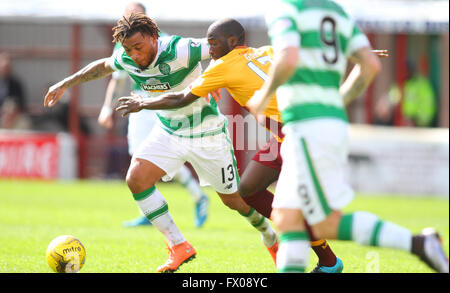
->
xmin=190 ymin=46 xmax=283 ymax=139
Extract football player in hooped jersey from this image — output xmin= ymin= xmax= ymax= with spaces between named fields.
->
xmin=116 ymin=18 xmax=345 ymax=273
xmin=98 ymin=2 xmax=210 ymax=229
xmin=44 ymin=13 xmax=279 ymax=273
xmin=247 ymin=0 xmax=448 ymax=273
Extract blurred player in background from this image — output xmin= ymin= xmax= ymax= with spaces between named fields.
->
xmin=44 ymin=13 xmax=278 ymax=273
xmin=98 ymin=2 xmax=209 ymax=229
xmin=116 ymin=18 xmax=348 ymax=273
xmin=246 ymin=0 xmax=448 ymax=273
xmin=0 ymin=52 xmax=30 ymax=130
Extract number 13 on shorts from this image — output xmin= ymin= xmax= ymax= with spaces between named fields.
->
xmin=221 ymin=164 xmax=235 ymax=185
xmin=210 ymin=158 xmax=239 ymax=194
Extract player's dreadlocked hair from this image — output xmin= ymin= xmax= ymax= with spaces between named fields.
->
xmin=112 ymin=12 xmax=160 ymax=43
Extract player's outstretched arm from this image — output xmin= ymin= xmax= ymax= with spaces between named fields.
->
xmin=98 ymin=78 xmax=118 ymax=129
xmin=98 ymin=76 xmax=127 ymax=129
xmin=44 ymin=58 xmax=114 ymax=107
xmin=115 ymin=91 xmax=200 ymax=117
xmin=341 ymin=47 xmax=382 ymax=106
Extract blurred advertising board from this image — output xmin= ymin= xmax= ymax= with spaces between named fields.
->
xmin=347 ymin=125 xmax=449 ymax=197
xmin=0 ymin=130 xmax=77 ymax=180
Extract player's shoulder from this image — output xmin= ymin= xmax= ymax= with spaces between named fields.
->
xmin=159 ymin=34 xmax=182 ymax=49
xmin=300 ymin=0 xmax=350 ymax=17
xmin=272 ymin=0 xmax=349 ymax=17
xmin=160 ymin=35 xmax=204 ymax=55
xmin=255 ymin=45 xmax=274 ymax=56
xmin=204 ymin=58 xmax=225 ymax=72
xmin=163 ymin=36 xmax=207 ymax=67
xmin=176 ymin=36 xmax=206 ymax=53
xmin=155 ymin=35 xmax=182 ymax=64
xmin=207 ymin=47 xmax=257 ymax=72
xmin=231 ymin=46 xmax=274 ymax=60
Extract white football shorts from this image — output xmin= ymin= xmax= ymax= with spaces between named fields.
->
xmin=273 ymin=119 xmax=355 ymax=225
xmin=127 ymin=109 xmax=158 ymax=156
xmin=133 ymin=125 xmax=239 ymax=194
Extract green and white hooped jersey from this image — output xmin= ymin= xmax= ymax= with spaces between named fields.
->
xmin=266 ymin=0 xmax=370 ymax=124
xmin=108 ymin=35 xmax=227 ymax=138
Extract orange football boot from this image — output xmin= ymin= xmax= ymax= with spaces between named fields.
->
xmin=266 ymin=241 xmax=278 ymax=265
xmin=157 ymin=241 xmax=197 ymax=273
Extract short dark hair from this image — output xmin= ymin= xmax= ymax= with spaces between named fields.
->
xmin=213 ymin=18 xmax=245 ymax=45
xmin=112 ymin=12 xmax=160 ymax=43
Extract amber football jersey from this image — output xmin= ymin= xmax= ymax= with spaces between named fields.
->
xmin=190 ymin=46 xmax=283 ymax=139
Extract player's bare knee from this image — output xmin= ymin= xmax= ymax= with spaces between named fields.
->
xmin=271 ymin=212 xmax=285 ymax=230
xmin=126 ymin=166 xmax=152 ymax=193
xmin=218 ymin=192 xmax=248 ymax=213
xmin=125 ymin=168 xmax=143 ymax=191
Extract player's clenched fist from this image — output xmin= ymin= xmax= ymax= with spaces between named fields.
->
xmin=44 ymin=81 xmax=67 ymax=107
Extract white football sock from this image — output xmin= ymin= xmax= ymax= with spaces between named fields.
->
xmin=339 ymin=211 xmax=412 ymax=251
xmin=133 ymin=186 xmax=185 ymax=247
xmin=241 ymin=208 xmax=277 ymax=247
xmin=277 ymin=231 xmax=310 ymax=273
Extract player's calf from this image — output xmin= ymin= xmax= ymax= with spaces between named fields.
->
xmin=241 ymin=190 xmax=274 ymax=219
xmin=217 ymin=192 xmax=250 ymax=213
xmin=333 ymin=211 xmax=450 ymax=272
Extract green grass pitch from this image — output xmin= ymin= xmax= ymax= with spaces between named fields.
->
xmin=0 ymin=179 xmax=448 ymax=273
